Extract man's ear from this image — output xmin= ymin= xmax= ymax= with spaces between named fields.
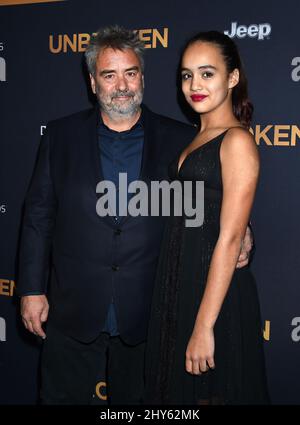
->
xmin=89 ymin=73 xmax=96 ymax=94
xmin=228 ymin=68 xmax=239 ymax=89
xmin=142 ymin=74 xmax=145 ymax=89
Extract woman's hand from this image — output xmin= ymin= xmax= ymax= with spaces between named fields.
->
xmin=185 ymin=325 xmax=215 ymax=375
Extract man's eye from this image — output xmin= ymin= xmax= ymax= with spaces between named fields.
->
xmin=104 ymin=74 xmax=114 ymax=79
xmin=181 ymin=73 xmax=192 ymax=80
xmin=127 ymin=72 xmax=137 ymax=77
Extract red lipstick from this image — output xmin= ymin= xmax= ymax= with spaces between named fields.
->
xmin=191 ymin=94 xmax=208 ymax=102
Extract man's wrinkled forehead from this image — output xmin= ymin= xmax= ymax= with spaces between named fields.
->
xmin=96 ymin=47 xmax=142 ymax=71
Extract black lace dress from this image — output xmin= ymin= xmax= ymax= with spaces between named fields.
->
xmin=144 ymin=130 xmax=269 ymax=405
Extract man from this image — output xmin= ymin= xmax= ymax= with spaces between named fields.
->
xmin=18 ymin=26 xmax=252 ymax=405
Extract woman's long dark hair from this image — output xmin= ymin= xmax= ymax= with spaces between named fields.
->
xmin=183 ymin=31 xmax=253 ymax=129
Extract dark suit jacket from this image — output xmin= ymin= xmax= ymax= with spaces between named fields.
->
xmin=17 ymin=104 xmax=197 ymax=344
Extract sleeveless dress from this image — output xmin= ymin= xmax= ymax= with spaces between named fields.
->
xmin=144 ymin=130 xmax=269 ymax=405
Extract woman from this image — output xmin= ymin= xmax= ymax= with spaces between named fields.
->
xmin=145 ymin=31 xmax=269 ymax=405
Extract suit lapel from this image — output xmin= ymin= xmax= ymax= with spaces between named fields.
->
xmin=139 ymin=104 xmax=158 ymax=182
xmin=118 ymin=105 xmax=161 ymax=226
xmin=85 ymin=107 xmax=116 ymax=227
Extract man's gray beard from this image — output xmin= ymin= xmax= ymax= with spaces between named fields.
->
xmin=97 ymin=89 xmax=143 ymax=120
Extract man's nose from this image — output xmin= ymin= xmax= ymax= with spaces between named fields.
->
xmin=116 ymin=75 xmax=128 ymax=91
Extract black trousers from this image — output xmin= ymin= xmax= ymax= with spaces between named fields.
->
xmin=40 ymin=323 xmax=146 ymax=405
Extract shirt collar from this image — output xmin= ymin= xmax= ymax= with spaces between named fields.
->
xmin=98 ymin=108 xmax=143 ymax=135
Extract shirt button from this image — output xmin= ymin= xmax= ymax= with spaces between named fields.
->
xmin=114 ymin=228 xmax=122 ymax=235
xmin=112 ymin=265 xmax=119 ymax=271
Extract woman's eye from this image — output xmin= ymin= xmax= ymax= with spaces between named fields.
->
xmin=202 ymin=71 xmax=213 ymax=78
xmin=182 ymin=73 xmax=192 ymax=80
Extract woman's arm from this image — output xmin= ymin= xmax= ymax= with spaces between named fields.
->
xmin=186 ymin=127 xmax=259 ymax=375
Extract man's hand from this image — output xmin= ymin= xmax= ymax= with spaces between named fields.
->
xmin=21 ymin=295 xmax=49 ymax=339
xmin=236 ymin=226 xmax=253 ymax=268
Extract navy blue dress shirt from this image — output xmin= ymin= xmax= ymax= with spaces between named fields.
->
xmin=98 ymin=115 xmax=144 ymax=336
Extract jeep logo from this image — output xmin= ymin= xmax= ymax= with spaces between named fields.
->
xmin=224 ymin=22 xmax=271 ymax=40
